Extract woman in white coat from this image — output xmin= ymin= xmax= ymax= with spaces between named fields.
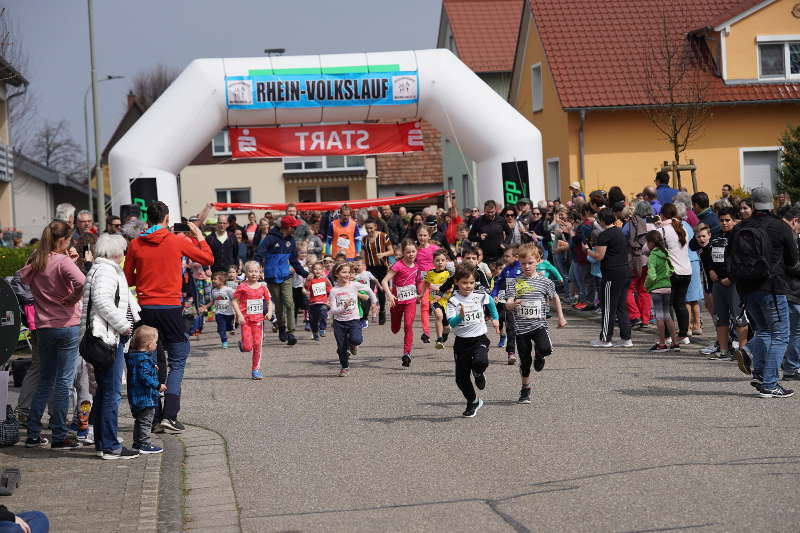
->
xmin=80 ymin=233 xmax=141 ymax=460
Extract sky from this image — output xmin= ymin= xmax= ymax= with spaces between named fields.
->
xmin=7 ymin=0 xmax=442 ymax=159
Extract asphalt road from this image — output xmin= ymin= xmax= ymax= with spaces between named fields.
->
xmin=178 ymin=310 xmax=800 ymax=533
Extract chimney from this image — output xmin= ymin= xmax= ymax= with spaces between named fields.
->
xmin=127 ymin=91 xmax=136 ymax=109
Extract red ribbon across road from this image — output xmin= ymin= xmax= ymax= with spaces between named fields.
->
xmin=213 ymin=190 xmax=449 ymax=212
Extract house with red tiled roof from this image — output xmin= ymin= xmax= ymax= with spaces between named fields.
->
xmin=437 ymin=0 xmax=524 ymax=208
xmin=509 ymin=0 xmax=800 ymax=201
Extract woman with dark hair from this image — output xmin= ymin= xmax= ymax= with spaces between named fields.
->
xmin=20 ymin=221 xmax=86 ymax=449
xmin=659 ymin=203 xmax=693 ymax=344
xmin=251 ymin=218 xmax=271 ymax=252
xmin=739 ymin=198 xmax=754 ymax=220
xmin=244 ymin=211 xmax=258 ymax=243
xmin=404 ymin=213 xmax=424 ymax=242
xmin=500 ymin=205 xmax=526 ymax=247
xmin=608 ymin=186 xmax=626 ymax=206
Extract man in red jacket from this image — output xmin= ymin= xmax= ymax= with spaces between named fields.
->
xmin=124 ymin=201 xmax=213 ymax=433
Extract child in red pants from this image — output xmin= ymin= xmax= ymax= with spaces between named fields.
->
xmin=233 ymin=261 xmax=274 ymax=380
xmin=382 ymin=239 xmax=421 ymax=367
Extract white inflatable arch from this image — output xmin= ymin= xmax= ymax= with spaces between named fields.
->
xmin=110 ymin=49 xmax=543 ymax=217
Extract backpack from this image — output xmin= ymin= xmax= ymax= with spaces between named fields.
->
xmin=628 ymin=216 xmax=648 ymax=278
xmin=727 ymin=224 xmax=776 ymax=281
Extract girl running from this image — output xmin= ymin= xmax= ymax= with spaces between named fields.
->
xmin=329 ymin=262 xmax=375 ymax=376
xmin=304 ymin=262 xmax=332 ymax=341
xmin=505 ymin=244 xmax=567 ymax=404
xmin=233 ymin=261 xmax=274 ymax=380
xmin=644 ymin=230 xmax=679 ymax=352
xmin=383 ymin=239 xmax=421 ymax=367
xmin=446 ymin=265 xmax=500 ymax=417
xmin=415 ymin=226 xmax=440 ymax=344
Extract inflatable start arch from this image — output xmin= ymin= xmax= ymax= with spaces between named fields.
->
xmin=110 ymin=49 xmax=543 ymax=217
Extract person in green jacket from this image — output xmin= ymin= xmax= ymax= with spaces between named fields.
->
xmin=645 ymin=230 xmax=679 ymax=352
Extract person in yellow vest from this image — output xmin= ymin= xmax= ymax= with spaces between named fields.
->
xmin=325 ymin=204 xmax=362 ymax=260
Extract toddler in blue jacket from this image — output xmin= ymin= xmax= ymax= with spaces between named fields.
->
xmin=125 ymin=326 xmax=166 ymax=454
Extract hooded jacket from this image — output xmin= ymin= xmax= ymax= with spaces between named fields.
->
xmin=124 ymin=228 xmax=214 ymax=306
xmin=255 ymin=226 xmax=308 ymax=284
xmin=124 ymin=350 xmax=161 ymax=413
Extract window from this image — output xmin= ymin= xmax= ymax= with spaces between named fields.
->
xmin=462 ymin=174 xmax=470 ymax=207
xmin=212 ymin=130 xmax=231 ymax=156
xmin=215 ymin=188 xmax=251 ymax=212
xmin=283 ymin=156 xmax=366 ymax=172
xmin=531 ymin=63 xmax=543 ymax=112
xmin=758 ymin=40 xmax=800 ymax=79
xmin=298 ymin=188 xmax=318 ymax=203
xmin=296 ymin=186 xmax=350 ymax=203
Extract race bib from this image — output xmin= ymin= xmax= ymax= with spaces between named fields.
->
xmin=462 ymin=303 xmax=484 ymax=324
xmin=495 ymin=290 xmax=506 ymax=304
xmin=518 ymin=300 xmax=544 ymax=319
xmin=246 ymin=299 xmax=264 ymax=315
xmin=712 ymin=246 xmax=725 ymax=263
xmin=311 ymin=282 xmax=327 ymax=297
xmin=336 ymin=236 xmax=351 ymax=250
xmin=430 ymin=287 xmax=442 ymax=300
xmin=216 ymin=300 xmax=230 ymax=313
xmin=335 ymin=295 xmax=355 ymax=311
xmin=396 ymin=284 xmax=417 ymax=302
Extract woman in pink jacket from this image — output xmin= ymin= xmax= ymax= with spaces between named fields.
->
xmin=20 ymin=220 xmax=86 ymax=450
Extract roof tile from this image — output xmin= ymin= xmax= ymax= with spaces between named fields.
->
xmin=444 ymin=0 xmax=523 ymax=72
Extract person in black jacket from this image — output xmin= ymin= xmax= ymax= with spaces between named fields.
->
xmin=730 ymin=187 xmax=800 ymax=398
xmin=780 ymin=206 xmax=800 ymax=381
xmin=468 ymin=200 xmax=505 ymax=263
xmin=206 ymin=215 xmax=238 ymax=272
xmin=381 ymin=205 xmax=405 ymax=245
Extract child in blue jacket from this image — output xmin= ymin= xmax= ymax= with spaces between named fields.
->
xmin=125 ymin=326 xmax=165 ymax=454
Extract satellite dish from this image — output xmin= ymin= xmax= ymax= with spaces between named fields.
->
xmin=0 ymin=279 xmax=21 ymax=367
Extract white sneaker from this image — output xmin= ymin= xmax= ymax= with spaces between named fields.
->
xmin=700 ymin=343 xmax=719 ymax=355
xmin=613 ymin=339 xmax=633 ymax=347
xmin=590 ymin=339 xmax=613 ymax=348
xmin=678 ymin=337 xmax=691 ymax=345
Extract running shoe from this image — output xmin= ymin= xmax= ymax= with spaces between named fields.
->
xmin=101 ymin=447 xmax=140 ymax=460
xmin=677 ymin=337 xmax=691 ymax=345
xmin=442 ymin=332 xmax=449 ymax=343
xmin=783 ymin=372 xmax=800 ymax=380
xmin=708 ymin=351 xmax=731 ymax=361
xmin=401 ymin=354 xmax=411 ymax=367
xmin=338 ymin=368 xmax=350 ymax=377
xmin=590 ymin=339 xmax=613 ymax=348
xmin=251 ymin=370 xmax=264 ymax=380
xmin=533 ymin=356 xmax=545 ymax=372
xmin=735 ymin=346 xmax=752 ymax=375
xmin=573 ymin=302 xmax=587 ymax=310
xmin=462 ymin=398 xmax=484 ymax=417
xmin=362 ymin=320 xmax=369 ymax=329
xmin=669 ymin=345 xmax=681 ymax=353
xmin=758 ymin=384 xmax=794 ymax=398
xmin=613 ymin=339 xmax=633 ymax=348
xmin=51 ymin=436 xmax=81 ymax=450
xmin=134 ymin=443 xmax=164 ymax=454
xmin=287 ymin=333 xmax=297 ymax=346
xmin=699 ymin=343 xmax=720 ymax=356
xmin=25 ymin=436 xmax=49 ymax=448
xmin=518 ymin=387 xmax=532 ymax=404
xmin=319 ymin=329 xmax=326 ymax=338
xmin=421 ymin=333 xmax=431 ymax=344
xmin=313 ymin=334 xmax=320 ymax=342
xmin=157 ymin=419 xmax=185 ymax=434
xmin=473 ymin=371 xmax=486 ymax=390
xmin=750 ymin=372 xmax=763 ymax=390
xmin=649 ymin=343 xmax=669 ymax=352
xmin=497 ymin=334 xmax=507 ymax=348
xmin=221 ymin=341 xmax=228 ymax=349
xmin=507 ymin=353 xmax=517 ymax=365
xmin=629 ymin=318 xmax=642 ymax=328
xmin=435 ymin=337 xmax=444 ymax=350
xmin=349 ymin=345 xmax=358 ymax=359
xmin=278 ymin=327 xmax=288 ymax=342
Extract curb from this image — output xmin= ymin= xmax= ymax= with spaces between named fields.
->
xmin=177 ymin=424 xmax=242 ymax=532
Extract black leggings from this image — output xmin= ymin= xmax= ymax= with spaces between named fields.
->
xmin=670 ymin=274 xmax=691 ymax=338
xmin=516 ymin=328 xmax=553 ymax=377
xmin=367 ymin=265 xmax=388 ymax=317
xmin=453 ymin=335 xmax=490 ymax=403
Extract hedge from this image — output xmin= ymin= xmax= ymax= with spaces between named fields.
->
xmin=0 ymin=247 xmax=33 ymax=278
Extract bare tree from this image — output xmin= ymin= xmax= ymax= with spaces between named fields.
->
xmin=642 ymin=9 xmax=712 ymax=187
xmin=0 ymin=6 xmax=37 ymax=153
xmin=29 ymin=119 xmax=83 ymax=178
xmin=130 ymin=64 xmax=179 ymax=110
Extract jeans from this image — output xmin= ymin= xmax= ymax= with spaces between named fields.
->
xmin=308 ymin=304 xmax=329 ymax=335
xmin=163 ymin=340 xmax=190 ymax=419
xmin=0 ymin=510 xmax=49 ymax=533
xmin=743 ymin=291 xmax=789 ymax=390
xmin=92 ymin=339 xmax=126 ymax=453
xmin=782 ymin=301 xmax=800 ymax=376
xmin=133 ymin=407 xmax=155 ymax=448
xmin=215 ymin=314 xmax=234 ymax=343
xmin=268 ymin=279 xmax=295 ymax=331
xmin=27 ymin=326 xmax=80 ymax=442
xmin=333 ymin=319 xmax=363 ymax=369
xmin=570 ymin=262 xmax=589 ymax=303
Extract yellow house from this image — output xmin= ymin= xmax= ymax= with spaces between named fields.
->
xmin=509 ymin=0 xmax=800 ymax=201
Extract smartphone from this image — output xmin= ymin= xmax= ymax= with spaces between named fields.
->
xmin=173 ymin=223 xmax=190 ymax=233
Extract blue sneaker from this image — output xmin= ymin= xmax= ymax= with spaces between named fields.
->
xmin=221 ymin=341 xmax=228 ymax=349
xmin=498 ymin=334 xmax=507 ymax=348
xmin=251 ymin=369 xmax=264 ymax=380
xmin=319 ymin=329 xmax=326 ymax=337
xmin=134 ymin=443 xmax=163 ymax=454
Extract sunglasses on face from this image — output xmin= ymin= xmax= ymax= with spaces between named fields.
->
xmin=505 ymin=213 xmax=516 ymax=218
xmin=532 ymin=212 xmax=542 ymax=216
xmin=112 ymin=223 xmax=121 ymax=227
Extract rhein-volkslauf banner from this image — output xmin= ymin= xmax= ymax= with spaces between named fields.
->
xmin=225 ymin=67 xmax=419 ymax=110
xmin=229 ymin=122 xmax=424 ymax=158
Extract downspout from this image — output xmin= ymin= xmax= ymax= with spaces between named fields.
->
xmin=578 ymin=109 xmax=586 ymax=191
xmin=7 ymin=83 xmax=28 ymax=230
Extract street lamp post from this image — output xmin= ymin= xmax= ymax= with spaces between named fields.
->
xmin=84 ymin=75 xmax=124 ymax=222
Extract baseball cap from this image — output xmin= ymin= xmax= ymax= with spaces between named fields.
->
xmin=517 ymin=197 xmax=531 ymax=206
xmin=281 ymin=215 xmax=302 ymax=228
xmin=570 ymin=181 xmax=581 ymax=190
xmin=751 ymin=187 xmax=773 ymax=211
